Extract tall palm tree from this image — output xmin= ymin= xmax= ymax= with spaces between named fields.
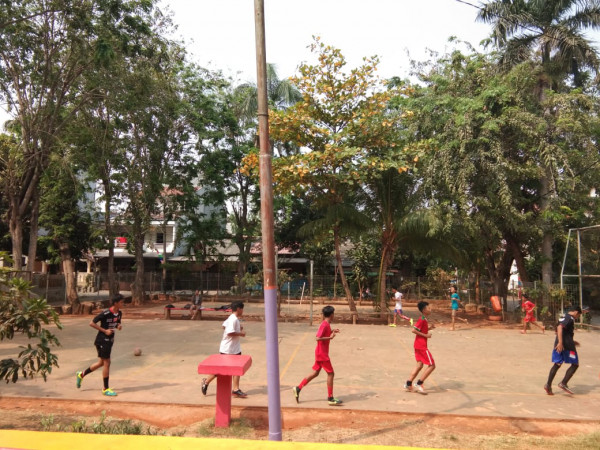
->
xmin=362 ymin=169 xmax=458 ymax=314
xmin=477 ymin=0 xmax=600 ymax=286
xmin=298 ymin=202 xmax=372 ymax=312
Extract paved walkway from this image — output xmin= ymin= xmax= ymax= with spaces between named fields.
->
xmin=1 ymin=301 xmax=599 ymax=422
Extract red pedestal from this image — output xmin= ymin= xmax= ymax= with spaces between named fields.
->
xmin=197 ymin=354 xmax=252 ymax=427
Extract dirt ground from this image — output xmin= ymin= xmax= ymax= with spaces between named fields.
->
xmin=2 ymin=297 xmax=599 ymax=448
xmin=1 ymin=397 xmax=600 ymax=448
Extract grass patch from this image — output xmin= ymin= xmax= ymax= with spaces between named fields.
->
xmin=40 ymin=411 xmax=166 ymax=436
xmin=196 ymin=417 xmax=254 ymax=438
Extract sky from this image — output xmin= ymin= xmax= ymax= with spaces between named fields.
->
xmin=161 ymin=0 xmax=492 ymax=82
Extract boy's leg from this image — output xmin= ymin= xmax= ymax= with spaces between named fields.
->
xmin=326 ymin=371 xmax=334 ymax=398
xmin=451 ymin=312 xmax=456 ymax=330
xmin=232 ymin=375 xmax=240 ymax=391
xmin=560 ymin=364 xmax=578 ymax=386
xmin=419 ymin=363 xmax=436 ymax=382
xmin=407 ymin=361 xmax=423 ymax=383
xmin=299 ymin=369 xmax=320 ymax=388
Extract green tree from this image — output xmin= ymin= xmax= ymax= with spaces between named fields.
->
xmin=0 ymin=253 xmax=62 ymax=383
xmin=477 ymin=0 xmax=600 ymax=286
xmin=402 ymin=48 xmax=600 ymax=302
xmin=265 ymin=38 xmax=418 ymax=311
xmin=38 ymin=157 xmax=97 ymax=312
xmin=0 ymin=0 xmax=156 ymax=271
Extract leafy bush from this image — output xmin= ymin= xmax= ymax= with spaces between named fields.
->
xmin=0 ymin=252 xmax=62 ymax=383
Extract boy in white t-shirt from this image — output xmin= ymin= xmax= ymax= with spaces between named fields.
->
xmin=390 ymin=287 xmax=412 ymax=327
xmin=201 ymin=301 xmax=248 ymax=398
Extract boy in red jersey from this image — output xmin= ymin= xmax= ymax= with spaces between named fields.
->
xmin=521 ymin=295 xmax=545 ymax=334
xmin=292 ymin=305 xmax=342 ymax=406
xmin=404 ymin=301 xmax=435 ymax=395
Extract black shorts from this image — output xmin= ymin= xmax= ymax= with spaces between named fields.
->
xmin=95 ymin=341 xmax=114 ymax=359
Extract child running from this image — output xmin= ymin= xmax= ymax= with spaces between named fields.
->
xmin=521 ymin=295 xmax=545 ymax=334
xmin=390 ymin=287 xmax=412 ymax=327
xmin=292 ymin=305 xmax=342 ymax=406
xmin=76 ymin=294 xmax=124 ymax=396
xmin=405 ymin=301 xmax=436 ymax=395
xmin=450 ymin=286 xmax=467 ymax=331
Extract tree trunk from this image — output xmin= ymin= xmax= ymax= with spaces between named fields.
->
xmin=484 ymin=247 xmax=513 ymax=310
xmin=132 ymin=231 xmax=145 ymax=305
xmin=102 ymin=179 xmax=118 ymax=296
xmin=60 ymin=242 xmax=80 ymax=313
xmin=333 ymin=228 xmax=356 ymax=312
xmin=9 ymin=196 xmax=23 ymax=270
xmin=27 ymin=187 xmax=41 ymax=272
xmin=540 ymin=167 xmax=553 ymax=290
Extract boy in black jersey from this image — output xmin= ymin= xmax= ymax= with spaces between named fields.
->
xmin=76 ymin=294 xmax=123 ymax=396
xmin=544 ymin=306 xmax=582 ymax=395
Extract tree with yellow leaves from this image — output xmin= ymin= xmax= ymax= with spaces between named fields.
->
xmin=265 ymin=38 xmax=419 ymax=312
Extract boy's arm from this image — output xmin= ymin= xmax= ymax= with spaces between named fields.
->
xmin=89 ymin=320 xmax=113 ymax=336
xmin=411 ymin=328 xmax=431 ymax=339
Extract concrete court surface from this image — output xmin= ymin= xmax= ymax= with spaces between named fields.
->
xmin=0 ymin=309 xmax=599 ymax=422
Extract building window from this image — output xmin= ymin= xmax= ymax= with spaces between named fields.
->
xmin=156 ymin=232 xmax=164 ymax=244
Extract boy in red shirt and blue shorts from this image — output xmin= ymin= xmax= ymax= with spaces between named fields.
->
xmin=404 ymin=301 xmax=436 ymax=395
xmin=292 ymin=305 xmax=343 ymax=406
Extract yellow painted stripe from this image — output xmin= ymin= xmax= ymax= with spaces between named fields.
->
xmin=0 ymin=430 xmax=422 ymax=449
xmin=279 ymin=331 xmax=310 ymax=381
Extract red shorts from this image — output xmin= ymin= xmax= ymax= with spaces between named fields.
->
xmin=312 ymin=360 xmax=334 ymax=373
xmin=414 ymin=348 xmax=435 ymax=366
xmin=524 ymin=313 xmax=536 ymax=323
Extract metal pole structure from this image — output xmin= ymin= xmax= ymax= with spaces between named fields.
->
xmin=560 ymin=229 xmax=571 ymax=313
xmin=309 ymin=260 xmax=314 ymax=326
xmin=253 ymin=0 xmax=282 ymax=441
xmin=577 ymin=230 xmax=584 ymax=318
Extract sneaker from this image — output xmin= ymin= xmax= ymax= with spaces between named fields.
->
xmin=558 ymin=383 xmax=574 ymax=394
xmin=232 ymin=389 xmax=248 ymax=398
xmin=292 ymin=386 xmax=300 ymax=403
xmin=328 ymin=397 xmax=343 ymax=406
xmin=201 ymin=378 xmax=208 ymax=396
xmin=102 ymin=388 xmax=117 ymax=397
xmin=416 ymin=384 xmax=427 ymax=395
xmin=76 ymin=371 xmax=83 ymax=389
xmin=544 ymin=384 xmax=553 ymax=395
xmin=404 ymin=383 xmax=413 ymax=392
xmin=389 ymin=324 xmax=396 ymax=327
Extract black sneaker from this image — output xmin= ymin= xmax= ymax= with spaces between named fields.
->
xmin=558 ymin=383 xmax=574 ymax=394
xmin=544 ymin=384 xmax=553 ymax=395
xmin=201 ymin=378 xmax=208 ymax=396
xmin=292 ymin=386 xmax=300 ymax=403
xmin=232 ymin=389 xmax=248 ymax=398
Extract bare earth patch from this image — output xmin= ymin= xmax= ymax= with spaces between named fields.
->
xmin=1 ymin=397 xmax=599 ymax=448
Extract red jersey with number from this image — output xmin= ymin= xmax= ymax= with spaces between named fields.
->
xmin=315 ymin=320 xmax=332 ymax=361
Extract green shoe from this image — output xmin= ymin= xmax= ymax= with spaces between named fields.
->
xmin=76 ymin=371 xmax=83 ymax=389
xmin=292 ymin=386 xmax=300 ymax=403
xmin=328 ymin=397 xmax=343 ymax=406
xmin=102 ymin=388 xmax=118 ymax=397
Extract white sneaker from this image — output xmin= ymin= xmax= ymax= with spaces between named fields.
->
xmin=416 ymin=384 xmax=427 ymax=395
xmin=404 ymin=383 xmax=413 ymax=392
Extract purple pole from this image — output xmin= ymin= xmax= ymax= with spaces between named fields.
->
xmin=254 ymin=0 xmax=282 ymax=440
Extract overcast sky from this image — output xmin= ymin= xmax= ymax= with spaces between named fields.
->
xmin=3 ymin=1 xmax=599 ymax=124
xmin=162 ymin=0 xmax=492 ymax=82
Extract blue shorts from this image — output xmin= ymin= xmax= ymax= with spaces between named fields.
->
xmin=551 ymin=349 xmax=579 ymax=365
xmin=394 ymin=309 xmax=403 ymax=315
